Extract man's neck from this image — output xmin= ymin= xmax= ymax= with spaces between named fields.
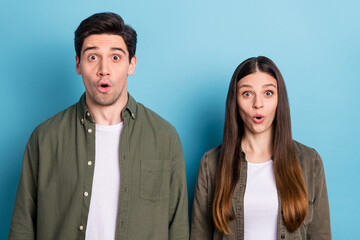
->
xmin=86 ymin=93 xmax=128 ymax=125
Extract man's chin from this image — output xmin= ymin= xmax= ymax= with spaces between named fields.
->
xmin=85 ymin=94 xmax=116 ymax=107
xmin=93 ymin=97 xmax=119 ymax=106
xmin=86 ymin=91 xmax=126 ymax=108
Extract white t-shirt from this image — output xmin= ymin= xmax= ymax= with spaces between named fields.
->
xmin=244 ymin=160 xmax=278 ymax=240
xmin=85 ymin=122 xmax=123 ymax=240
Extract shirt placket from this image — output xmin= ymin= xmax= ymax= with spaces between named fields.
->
xmin=79 ymin=111 xmax=96 ymax=238
xmin=115 ymin=110 xmax=133 ymax=240
xmin=236 ymin=156 xmax=247 ymax=240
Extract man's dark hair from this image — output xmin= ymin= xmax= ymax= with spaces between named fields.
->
xmin=74 ymin=12 xmax=137 ymax=62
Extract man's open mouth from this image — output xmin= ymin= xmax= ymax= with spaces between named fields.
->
xmin=97 ymin=82 xmax=111 ymax=92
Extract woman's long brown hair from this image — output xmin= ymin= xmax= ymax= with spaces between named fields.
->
xmin=212 ymin=56 xmax=308 ymax=234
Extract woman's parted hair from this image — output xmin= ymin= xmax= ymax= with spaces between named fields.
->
xmin=212 ymin=56 xmax=308 ymax=234
xmin=74 ymin=12 xmax=137 ymax=62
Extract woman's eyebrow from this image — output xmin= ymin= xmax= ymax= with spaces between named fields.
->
xmin=238 ymin=84 xmax=253 ymax=89
xmin=262 ymin=83 xmax=277 ymax=88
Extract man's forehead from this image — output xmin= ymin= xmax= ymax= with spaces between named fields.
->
xmin=82 ymin=34 xmax=128 ymax=53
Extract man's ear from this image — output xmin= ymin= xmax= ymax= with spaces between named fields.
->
xmin=127 ymin=56 xmax=137 ymax=76
xmin=75 ymin=55 xmax=81 ymax=75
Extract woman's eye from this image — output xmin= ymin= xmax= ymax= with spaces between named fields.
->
xmin=112 ymin=55 xmax=120 ymax=61
xmin=265 ymin=90 xmax=273 ymax=96
xmin=88 ymin=55 xmax=97 ymax=61
xmin=243 ymin=92 xmax=252 ymax=97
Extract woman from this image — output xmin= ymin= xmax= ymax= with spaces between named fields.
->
xmin=190 ymin=56 xmax=331 ymax=240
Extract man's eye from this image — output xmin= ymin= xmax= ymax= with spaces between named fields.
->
xmin=265 ymin=90 xmax=273 ymax=96
xmin=243 ymin=92 xmax=252 ymax=97
xmin=88 ymin=55 xmax=97 ymax=61
xmin=112 ymin=55 xmax=120 ymax=61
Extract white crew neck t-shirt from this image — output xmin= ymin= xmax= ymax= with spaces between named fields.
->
xmin=85 ymin=122 xmax=123 ymax=240
xmin=243 ymin=160 xmax=278 ymax=240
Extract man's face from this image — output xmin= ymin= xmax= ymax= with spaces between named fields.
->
xmin=76 ymin=34 xmax=136 ymax=107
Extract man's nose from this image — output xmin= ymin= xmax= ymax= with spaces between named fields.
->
xmin=98 ymin=59 xmax=110 ymax=77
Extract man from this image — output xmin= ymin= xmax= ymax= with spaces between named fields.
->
xmin=9 ymin=12 xmax=189 ymax=240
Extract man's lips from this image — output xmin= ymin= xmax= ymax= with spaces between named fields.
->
xmin=252 ymin=114 xmax=265 ymax=123
xmin=97 ymin=81 xmax=111 ymax=93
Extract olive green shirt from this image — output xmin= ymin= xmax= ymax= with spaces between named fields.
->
xmin=9 ymin=94 xmax=189 ymax=240
xmin=191 ymin=141 xmax=331 ymax=240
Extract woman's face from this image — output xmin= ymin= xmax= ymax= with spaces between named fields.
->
xmin=236 ymin=71 xmax=278 ymax=136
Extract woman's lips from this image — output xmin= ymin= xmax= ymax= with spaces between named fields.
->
xmin=252 ymin=114 xmax=265 ymax=123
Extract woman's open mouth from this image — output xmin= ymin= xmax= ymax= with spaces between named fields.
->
xmin=252 ymin=114 xmax=265 ymax=123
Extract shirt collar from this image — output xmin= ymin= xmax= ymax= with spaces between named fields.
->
xmin=77 ymin=92 xmax=137 ymax=124
xmin=122 ymin=94 xmax=137 ymax=120
xmin=240 ymin=149 xmax=246 ymax=162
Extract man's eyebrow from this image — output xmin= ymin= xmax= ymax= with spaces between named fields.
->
xmin=111 ymin=47 xmax=126 ymax=55
xmin=82 ymin=47 xmax=127 ymax=55
xmin=82 ymin=47 xmax=97 ymax=55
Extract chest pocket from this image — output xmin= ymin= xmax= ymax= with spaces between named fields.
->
xmin=140 ymin=160 xmax=170 ymax=201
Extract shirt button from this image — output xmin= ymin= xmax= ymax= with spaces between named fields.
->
xmin=86 ymin=112 xmax=91 ymax=117
xmin=84 ymin=192 xmax=89 ymax=197
xmin=80 ymin=118 xmax=84 ymax=124
xmin=88 ymin=129 xmax=92 ymax=133
xmin=281 ymin=234 xmax=285 ymax=239
xmin=88 ymin=161 xmax=92 ymax=166
xmin=79 ymin=225 xmax=84 ymax=231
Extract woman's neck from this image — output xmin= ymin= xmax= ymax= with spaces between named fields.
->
xmin=241 ymin=128 xmax=273 ymax=163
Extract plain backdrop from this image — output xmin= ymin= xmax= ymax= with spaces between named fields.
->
xmin=1 ymin=0 xmax=359 ymax=238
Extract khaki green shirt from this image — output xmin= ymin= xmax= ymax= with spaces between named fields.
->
xmin=9 ymin=94 xmax=189 ymax=240
xmin=191 ymin=141 xmax=331 ymax=240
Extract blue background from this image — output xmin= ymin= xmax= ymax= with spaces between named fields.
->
xmin=1 ymin=0 xmax=359 ymax=238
